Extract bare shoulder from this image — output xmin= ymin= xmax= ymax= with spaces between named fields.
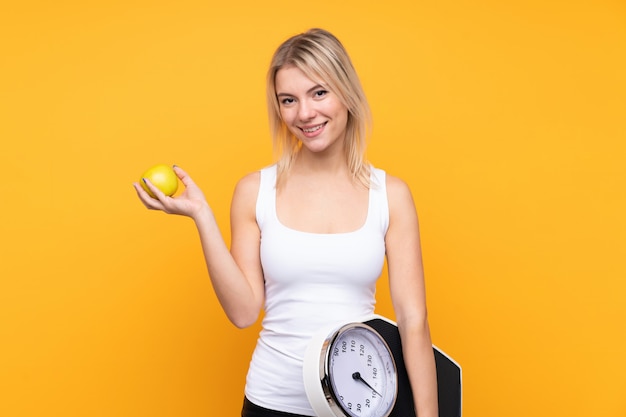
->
xmin=231 ymin=171 xmax=261 ymax=214
xmin=234 ymin=171 xmax=261 ymax=195
xmin=384 ymin=174 xmax=422 ymax=271
xmin=385 ymin=173 xmax=416 ymax=212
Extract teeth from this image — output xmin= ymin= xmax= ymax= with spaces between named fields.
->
xmin=302 ymin=123 xmax=324 ymax=133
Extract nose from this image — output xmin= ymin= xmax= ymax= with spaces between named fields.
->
xmin=297 ymin=99 xmax=317 ymax=122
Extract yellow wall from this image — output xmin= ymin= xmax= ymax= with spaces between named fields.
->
xmin=1 ymin=1 xmax=624 ymax=416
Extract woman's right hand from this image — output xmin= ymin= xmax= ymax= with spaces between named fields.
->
xmin=133 ymin=165 xmax=210 ymax=220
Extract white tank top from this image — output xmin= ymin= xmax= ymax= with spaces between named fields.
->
xmin=244 ymin=165 xmax=389 ymax=415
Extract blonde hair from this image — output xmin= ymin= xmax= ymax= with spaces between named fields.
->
xmin=266 ymin=28 xmax=372 ymax=187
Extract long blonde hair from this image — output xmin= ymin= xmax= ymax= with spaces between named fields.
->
xmin=266 ymin=28 xmax=372 ymax=187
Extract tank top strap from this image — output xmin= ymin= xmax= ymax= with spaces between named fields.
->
xmin=368 ymin=167 xmax=390 ymax=235
xmin=256 ymin=165 xmax=278 ymax=230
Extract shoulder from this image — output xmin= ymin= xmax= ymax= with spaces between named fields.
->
xmin=383 ymin=173 xmax=418 ymax=229
xmin=235 ymin=164 xmax=276 ymax=194
xmin=235 ymin=171 xmax=261 ymax=193
xmin=382 ymin=174 xmax=421 ymax=254
xmin=385 ymin=173 xmax=415 ymax=207
xmin=231 ymin=171 xmax=261 ymax=212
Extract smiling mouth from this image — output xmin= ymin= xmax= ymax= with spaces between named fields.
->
xmin=300 ymin=122 xmax=327 ymax=133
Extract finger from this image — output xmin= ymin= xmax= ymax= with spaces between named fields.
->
xmin=141 ymin=177 xmax=168 ymax=201
xmin=133 ymin=182 xmax=158 ymax=208
xmin=133 ymin=182 xmax=166 ymax=210
xmin=141 ymin=178 xmax=183 ymax=214
xmin=173 ymin=165 xmax=196 ymax=188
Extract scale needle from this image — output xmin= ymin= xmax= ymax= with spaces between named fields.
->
xmin=352 ymin=372 xmax=382 ymax=397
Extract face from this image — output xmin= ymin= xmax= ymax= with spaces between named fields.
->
xmin=275 ymin=65 xmax=349 ymax=155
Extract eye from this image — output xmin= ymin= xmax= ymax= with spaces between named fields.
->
xmin=280 ymin=97 xmax=295 ymax=105
xmin=314 ymin=90 xmax=328 ymax=98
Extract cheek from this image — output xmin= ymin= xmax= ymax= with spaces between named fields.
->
xmin=335 ymin=106 xmax=349 ymax=128
xmin=280 ymin=110 xmax=300 ymax=135
xmin=329 ymin=101 xmax=349 ymax=121
xmin=279 ymin=107 xmax=294 ymax=124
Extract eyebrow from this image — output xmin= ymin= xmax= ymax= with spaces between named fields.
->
xmin=276 ymin=84 xmax=326 ymax=98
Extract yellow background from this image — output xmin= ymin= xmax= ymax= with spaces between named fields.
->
xmin=1 ymin=0 xmax=625 ymax=416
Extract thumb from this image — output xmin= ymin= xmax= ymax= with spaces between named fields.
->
xmin=173 ymin=165 xmax=196 ymax=187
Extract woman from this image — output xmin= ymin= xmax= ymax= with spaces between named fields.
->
xmin=134 ymin=28 xmax=438 ymax=417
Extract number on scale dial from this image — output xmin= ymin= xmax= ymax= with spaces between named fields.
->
xmin=326 ymin=324 xmax=397 ymax=417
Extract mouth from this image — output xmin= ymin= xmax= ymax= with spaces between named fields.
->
xmin=300 ymin=122 xmax=327 ymax=135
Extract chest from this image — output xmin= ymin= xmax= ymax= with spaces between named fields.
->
xmin=276 ymin=181 xmax=369 ymax=234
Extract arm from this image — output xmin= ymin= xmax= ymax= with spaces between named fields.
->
xmin=133 ymin=166 xmax=265 ymax=328
xmin=385 ymin=175 xmax=438 ymax=417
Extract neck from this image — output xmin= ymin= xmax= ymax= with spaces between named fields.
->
xmin=293 ymin=147 xmax=350 ymax=178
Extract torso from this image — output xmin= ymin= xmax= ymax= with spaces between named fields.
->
xmin=276 ymin=171 xmax=369 ymax=234
xmin=244 ymin=164 xmax=389 ymax=415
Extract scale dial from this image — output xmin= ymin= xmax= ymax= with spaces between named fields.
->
xmin=323 ymin=323 xmax=398 ymax=417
